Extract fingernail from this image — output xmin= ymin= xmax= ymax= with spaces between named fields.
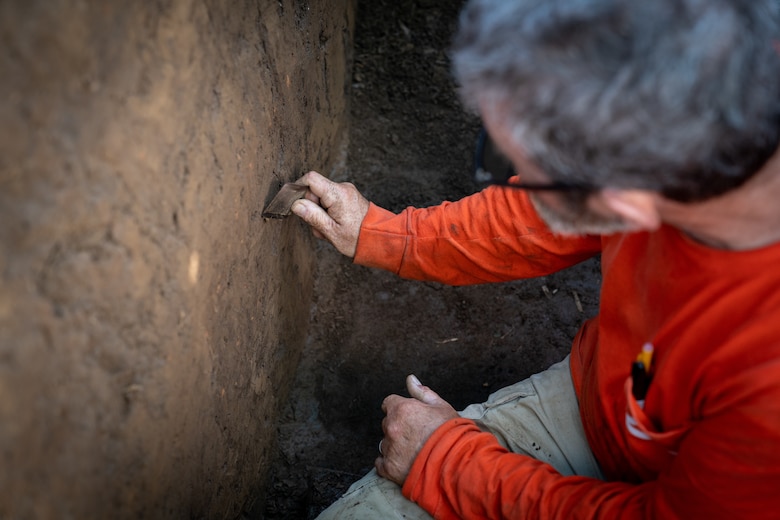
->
xmin=410 ymin=374 xmax=421 ymax=387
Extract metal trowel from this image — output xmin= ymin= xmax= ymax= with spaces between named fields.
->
xmin=262 ymin=183 xmax=308 ymax=219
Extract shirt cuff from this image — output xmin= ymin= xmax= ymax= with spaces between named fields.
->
xmin=401 ymin=418 xmax=483 ymax=517
xmin=353 ymin=203 xmax=409 ymax=273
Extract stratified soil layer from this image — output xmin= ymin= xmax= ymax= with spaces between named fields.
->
xmin=0 ymin=1 xmax=353 ymax=518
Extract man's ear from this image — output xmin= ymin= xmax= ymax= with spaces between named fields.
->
xmin=599 ymin=189 xmax=662 ymax=231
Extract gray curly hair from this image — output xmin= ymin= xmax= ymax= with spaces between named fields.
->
xmin=452 ymin=0 xmax=780 ymax=202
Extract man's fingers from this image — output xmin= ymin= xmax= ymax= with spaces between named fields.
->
xmin=296 ymin=171 xmax=340 ymax=207
xmin=406 ymin=374 xmax=445 ymax=405
xmin=375 ymin=456 xmax=388 ymax=479
xmin=384 ymin=379 xmax=446 ymax=411
xmin=294 ymin=170 xmax=327 ymax=189
xmin=375 ymin=452 xmax=404 ymax=484
xmin=290 ymin=170 xmax=369 ymax=259
xmin=303 ymin=190 xmax=320 ymax=205
xmin=292 ymin=199 xmax=334 ymax=236
xmin=381 ymin=394 xmax=401 ymax=414
xmin=299 ymin=170 xmax=361 ymax=211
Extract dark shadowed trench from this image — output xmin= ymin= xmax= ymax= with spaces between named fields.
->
xmin=262 ymin=0 xmax=601 ymax=517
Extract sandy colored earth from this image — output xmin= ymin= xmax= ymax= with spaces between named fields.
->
xmin=0 ymin=1 xmax=352 ymax=518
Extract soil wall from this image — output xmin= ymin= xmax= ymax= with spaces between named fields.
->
xmin=0 ymin=1 xmax=354 ymax=518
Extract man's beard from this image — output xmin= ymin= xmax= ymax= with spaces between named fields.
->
xmin=529 ymin=193 xmax=635 ymax=236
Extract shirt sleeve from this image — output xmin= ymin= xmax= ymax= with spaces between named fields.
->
xmin=402 ymin=379 xmax=780 ymax=520
xmin=353 ymin=186 xmax=602 ymax=285
xmin=402 ymin=418 xmax=641 ymax=520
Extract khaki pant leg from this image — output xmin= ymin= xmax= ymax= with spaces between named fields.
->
xmin=460 ymin=355 xmax=603 ymax=478
xmin=315 ymin=469 xmax=433 ymax=520
xmin=315 ymin=355 xmax=601 ymax=519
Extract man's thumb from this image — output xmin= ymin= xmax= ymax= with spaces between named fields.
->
xmin=406 ymin=374 xmax=443 ymax=405
xmin=292 ymin=199 xmax=331 ymax=232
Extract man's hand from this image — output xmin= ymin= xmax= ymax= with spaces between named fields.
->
xmin=290 ymin=171 xmax=370 ymax=258
xmin=376 ymin=375 xmax=459 ymax=485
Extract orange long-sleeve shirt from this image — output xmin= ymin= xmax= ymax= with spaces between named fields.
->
xmin=353 ymin=186 xmax=780 ymax=519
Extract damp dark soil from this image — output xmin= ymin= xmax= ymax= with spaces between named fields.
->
xmin=262 ymin=0 xmax=602 ymax=517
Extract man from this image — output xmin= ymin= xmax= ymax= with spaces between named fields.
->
xmin=290 ymin=0 xmax=780 ymax=517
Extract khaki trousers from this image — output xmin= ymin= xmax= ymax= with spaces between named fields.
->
xmin=315 ymin=356 xmax=603 ymax=519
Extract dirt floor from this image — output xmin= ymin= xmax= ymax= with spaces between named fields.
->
xmin=262 ymin=0 xmax=602 ymax=517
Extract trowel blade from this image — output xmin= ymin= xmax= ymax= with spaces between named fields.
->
xmin=262 ymin=183 xmax=308 ymax=219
